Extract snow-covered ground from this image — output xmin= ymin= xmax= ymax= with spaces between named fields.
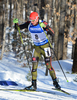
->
xmin=0 ymin=42 xmax=77 ymax=100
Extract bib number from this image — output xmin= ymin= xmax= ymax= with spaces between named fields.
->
xmin=44 ymin=47 xmax=51 ymax=57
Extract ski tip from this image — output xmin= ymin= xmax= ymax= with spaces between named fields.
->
xmin=67 ymin=80 xmax=69 ymax=82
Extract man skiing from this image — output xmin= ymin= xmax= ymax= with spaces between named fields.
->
xmin=14 ymin=12 xmax=61 ymax=90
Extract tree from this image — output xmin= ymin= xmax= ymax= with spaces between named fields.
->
xmin=72 ymin=0 xmax=77 ymax=73
xmin=53 ymin=0 xmax=58 ymax=60
xmin=72 ymin=38 xmax=77 ymax=73
xmin=0 ymin=0 xmax=4 ymax=49
xmin=0 ymin=0 xmax=6 ymax=59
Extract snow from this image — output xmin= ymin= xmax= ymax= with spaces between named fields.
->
xmin=0 ymin=43 xmax=77 ymax=100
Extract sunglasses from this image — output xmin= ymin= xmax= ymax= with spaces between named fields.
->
xmin=30 ymin=16 xmax=38 ymax=22
xmin=30 ymin=19 xmax=36 ymax=22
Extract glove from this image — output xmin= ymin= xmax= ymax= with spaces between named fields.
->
xmin=39 ymin=22 xmax=46 ymax=28
xmin=13 ymin=18 xmax=19 ymax=29
xmin=13 ymin=18 xmax=18 ymax=23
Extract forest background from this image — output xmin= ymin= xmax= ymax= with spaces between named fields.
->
xmin=0 ymin=0 xmax=77 ymax=73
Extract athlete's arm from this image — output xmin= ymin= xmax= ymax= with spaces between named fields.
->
xmin=43 ymin=21 xmax=55 ymax=36
xmin=15 ymin=21 xmax=30 ymax=30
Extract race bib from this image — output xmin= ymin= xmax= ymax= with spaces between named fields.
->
xmin=29 ymin=23 xmax=48 ymax=46
xmin=44 ymin=47 xmax=51 ymax=57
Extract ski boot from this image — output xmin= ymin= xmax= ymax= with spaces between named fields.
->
xmin=53 ymin=78 xmax=61 ymax=89
xmin=24 ymin=80 xmax=37 ymax=91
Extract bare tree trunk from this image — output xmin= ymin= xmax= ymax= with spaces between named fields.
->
xmin=57 ymin=0 xmax=66 ymax=60
xmin=71 ymin=0 xmax=77 ymax=59
xmin=45 ymin=0 xmax=52 ymax=23
xmin=7 ymin=0 xmax=12 ymax=50
xmin=39 ymin=0 xmax=45 ymax=20
xmin=9 ymin=0 xmax=12 ymax=27
xmin=20 ymin=0 xmax=23 ymax=21
xmin=53 ymin=0 xmax=59 ymax=60
xmin=25 ymin=1 xmax=28 ymax=21
xmin=72 ymin=0 xmax=77 ymax=73
xmin=0 ymin=6 xmax=6 ymax=59
xmin=0 ymin=0 xmax=4 ymax=49
xmin=72 ymin=38 xmax=77 ymax=73
xmin=63 ymin=0 xmax=70 ymax=59
xmin=12 ymin=0 xmax=18 ymax=52
xmin=6 ymin=0 xmax=9 ymax=27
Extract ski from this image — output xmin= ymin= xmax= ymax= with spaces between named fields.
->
xmin=0 ymin=89 xmax=35 ymax=92
xmin=0 ymin=88 xmax=56 ymax=94
xmin=0 ymin=89 xmax=38 ymax=92
xmin=52 ymin=88 xmax=70 ymax=95
xmin=0 ymin=88 xmax=70 ymax=95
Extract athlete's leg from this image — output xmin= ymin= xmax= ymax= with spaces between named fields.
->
xmin=25 ymin=47 xmax=41 ymax=90
xmin=45 ymin=56 xmax=56 ymax=80
xmin=41 ymin=44 xmax=61 ymax=89
xmin=40 ymin=44 xmax=56 ymax=80
xmin=32 ymin=47 xmax=41 ymax=80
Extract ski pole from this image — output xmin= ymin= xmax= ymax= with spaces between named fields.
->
xmin=16 ymin=24 xmax=23 ymax=44
xmin=17 ymin=25 xmax=32 ymax=73
xmin=40 ymin=22 xmax=69 ymax=82
xmin=13 ymin=18 xmax=32 ymax=73
xmin=48 ymin=40 xmax=69 ymax=82
xmin=45 ymin=34 xmax=69 ymax=82
xmin=52 ymin=48 xmax=69 ymax=82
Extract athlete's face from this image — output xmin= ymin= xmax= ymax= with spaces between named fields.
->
xmin=31 ymin=18 xmax=39 ymax=25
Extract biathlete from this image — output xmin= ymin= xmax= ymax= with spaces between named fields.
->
xmin=14 ymin=12 xmax=61 ymax=90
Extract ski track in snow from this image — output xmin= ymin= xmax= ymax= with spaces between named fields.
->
xmin=0 ymin=52 xmax=77 ymax=100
